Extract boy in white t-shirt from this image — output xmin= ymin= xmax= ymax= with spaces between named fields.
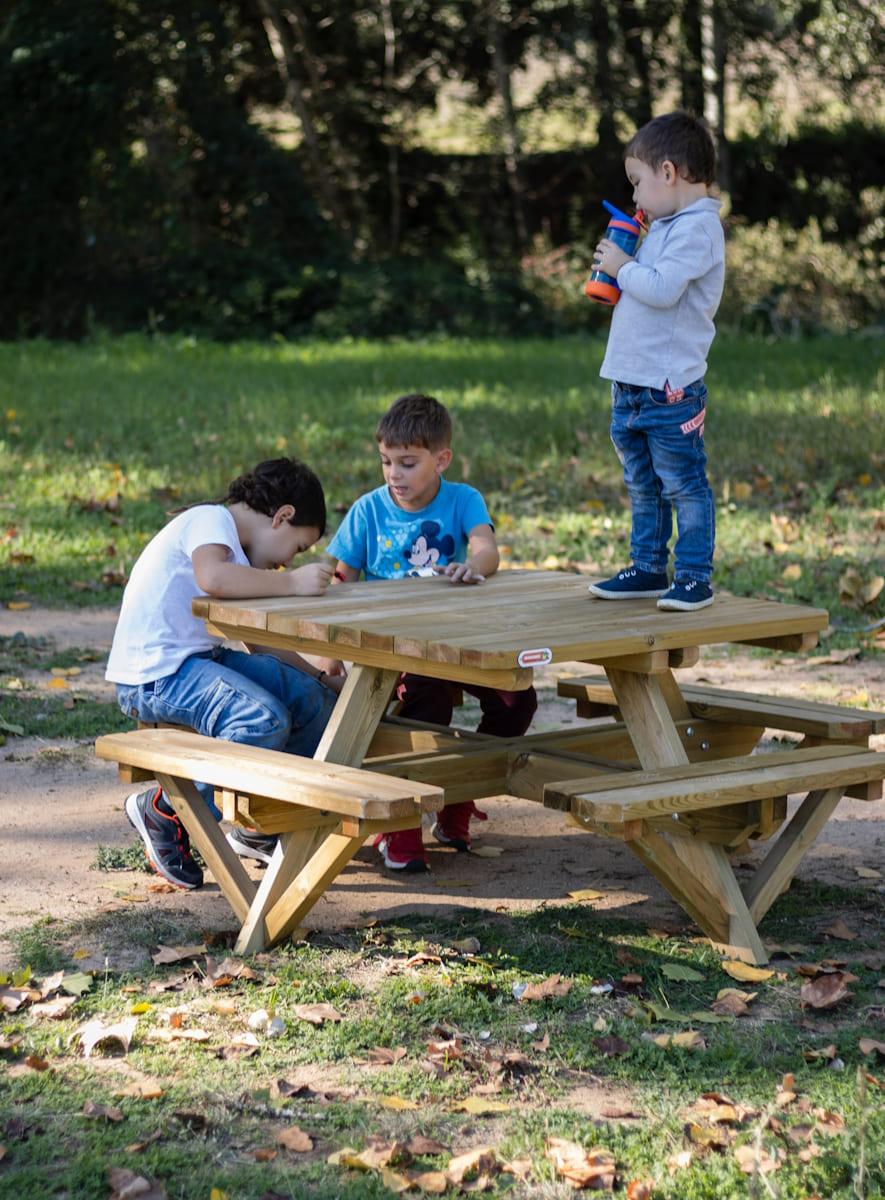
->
xmin=106 ymin=458 xmax=339 ymax=889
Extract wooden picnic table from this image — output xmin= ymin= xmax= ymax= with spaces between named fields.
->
xmin=98 ymin=570 xmax=884 ymax=962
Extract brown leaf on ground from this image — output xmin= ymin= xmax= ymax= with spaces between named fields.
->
xmin=447 ymin=1146 xmax=499 ymax=1186
xmin=293 ymin=1003 xmax=343 ymax=1025
xmin=684 ymin=1123 xmax=731 ymax=1151
xmin=532 ymin=1032 xmax=550 ymax=1052
xmin=406 ymin=1136 xmax=449 ymax=1157
xmin=821 ymin=918 xmax=858 ymax=941
xmin=409 ymin=1170 xmax=449 ymax=1193
xmin=501 ymin=1158 xmax=532 ymax=1181
xmin=450 ymin=1098 xmax=510 ymax=1116
xmin=859 ymin=1038 xmax=885 ymax=1058
xmin=124 ymin=1131 xmax=163 ymax=1153
xmin=626 ymin=1181 xmax=654 ymax=1200
xmin=802 ymin=1044 xmax=837 ymax=1063
xmin=721 ymin=961 xmax=773 ymax=983
xmin=113 ymin=1076 xmax=164 ymax=1101
xmin=357 ymin=1138 xmax=411 ymax=1170
xmin=405 ymin=953 xmax=443 ymax=968
xmin=800 ymin=973 xmax=852 ymax=1009
xmin=814 ymin=1108 xmax=846 ymax=1133
xmin=108 ymin=1166 xmax=167 ymax=1199
xmin=276 ymin=1125 xmax=313 ymax=1153
xmin=520 ymin=974 xmax=572 ymax=1001
xmin=74 ymin=1016 xmax=138 ymax=1058
xmin=219 ymin=1032 xmax=259 ymax=1059
xmin=544 ymin=1139 xmax=615 ymax=1190
xmin=150 ymin=944 xmax=206 ymax=966
xmin=31 ymin=995 xmax=77 ymax=1020
xmin=253 ymin=1148 xmax=277 ymax=1162
xmin=734 ymin=1144 xmax=782 ymax=1176
xmin=82 ymin=1101 xmax=124 ymax=1122
xmin=364 ymin=1046 xmax=407 ymax=1066
xmin=593 ymin=1035 xmax=630 ymax=1058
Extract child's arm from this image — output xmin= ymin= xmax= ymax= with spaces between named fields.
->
xmin=332 ymin=561 xmax=360 ymax=584
xmin=435 ymin=523 xmax=499 ymax=585
xmin=596 ymin=222 xmax=717 ymax=309
xmin=192 ymin=544 xmax=333 ymax=598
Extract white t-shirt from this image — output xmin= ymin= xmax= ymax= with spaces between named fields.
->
xmin=106 ymin=505 xmax=250 ymax=685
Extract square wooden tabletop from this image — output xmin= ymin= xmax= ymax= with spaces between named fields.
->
xmin=193 ymin=570 xmax=828 ymax=677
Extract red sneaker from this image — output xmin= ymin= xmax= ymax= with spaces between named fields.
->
xmin=373 ymin=828 xmax=429 ymax=873
xmin=431 ymin=801 xmax=488 ymax=852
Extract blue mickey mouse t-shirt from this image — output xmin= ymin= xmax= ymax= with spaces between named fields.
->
xmin=327 ymin=479 xmax=492 ymax=581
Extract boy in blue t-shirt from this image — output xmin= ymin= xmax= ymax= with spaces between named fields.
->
xmin=322 ymin=392 xmax=537 ymax=872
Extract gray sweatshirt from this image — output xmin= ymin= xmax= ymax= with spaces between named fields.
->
xmin=599 ymin=196 xmax=725 ymax=391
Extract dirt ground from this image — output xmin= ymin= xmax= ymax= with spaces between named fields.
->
xmin=1 ymin=606 xmax=883 ymax=972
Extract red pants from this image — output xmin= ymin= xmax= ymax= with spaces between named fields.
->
xmin=396 ymin=674 xmax=537 ymax=738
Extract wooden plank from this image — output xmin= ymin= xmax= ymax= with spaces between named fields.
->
xmin=557 ymin=677 xmax=884 ymax=740
xmin=736 ymin=631 xmax=819 ymax=653
xmin=550 ymin=747 xmax=883 ymax=823
xmin=263 ymin=832 xmax=363 ymax=944
xmin=743 ymin=787 xmax=844 ymax=923
xmin=606 ymin=669 xmax=687 ymax=769
xmin=668 ymin=837 xmax=767 ymax=963
xmin=582 ymin=649 xmax=671 ymax=674
xmin=629 ymin=828 xmax=730 ymax=944
xmin=206 ymin=620 xmax=534 ymax=691
xmin=155 ymin=773 xmax=257 ymax=923
xmin=193 ymin=578 xmax=828 ymax=674
xmin=96 ymin=729 xmax=443 ymax=818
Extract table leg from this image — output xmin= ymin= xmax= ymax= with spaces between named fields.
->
xmin=742 ymin=786 xmax=843 ymax=924
xmin=156 ymin=773 xmax=257 ymax=923
xmin=606 ymin=667 xmax=768 ymax=964
xmin=234 ymin=666 xmax=401 ymax=953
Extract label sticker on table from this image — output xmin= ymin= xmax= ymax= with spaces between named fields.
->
xmin=517 ymin=647 xmax=553 ymax=667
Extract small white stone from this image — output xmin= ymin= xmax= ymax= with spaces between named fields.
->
xmin=247 ymin=1008 xmax=270 ymax=1031
xmin=266 ymin=1016 xmax=286 ymax=1038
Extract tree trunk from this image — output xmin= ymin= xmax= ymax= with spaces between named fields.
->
xmin=379 ymin=0 xmax=402 ymax=253
xmin=488 ymin=0 xmax=528 ymax=250
xmin=256 ymin=0 xmax=350 ymax=232
xmin=711 ymin=0 xmax=730 ymax=192
xmin=588 ymin=0 xmax=619 ymax=167
xmin=619 ymin=1 xmax=653 ymax=126
xmin=680 ymin=0 xmax=705 ymax=114
xmin=281 ymin=0 xmax=372 ymax=236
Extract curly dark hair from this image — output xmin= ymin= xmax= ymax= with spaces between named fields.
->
xmin=223 ymin=458 xmax=326 ymax=535
xmin=172 ymin=457 xmax=326 ymax=535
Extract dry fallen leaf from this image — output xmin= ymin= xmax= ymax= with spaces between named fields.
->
xmin=276 ymin=1125 xmax=313 ymax=1153
xmin=519 ymin=973 xmax=573 ymax=1001
xmin=150 ymin=944 xmax=206 ymax=965
xmin=82 ymin=1100 xmax=124 ymax=1122
xmin=364 ymin=1046 xmax=407 ymax=1066
xmin=568 ymin=888 xmax=606 ymax=902
xmin=108 ymin=1166 xmax=167 ymax=1199
xmin=625 ymin=1182 xmax=654 ymax=1200
xmin=859 ymin=1038 xmax=885 ymax=1058
xmin=74 ymin=1016 xmax=138 ymax=1058
xmin=734 ymin=1144 xmax=782 ymax=1176
xmin=800 ymin=973 xmax=853 ymax=1010
xmin=113 ymin=1075 xmax=164 ymax=1100
xmin=721 ymin=961 xmax=774 ymax=983
xmin=450 ymin=1097 xmax=511 ymax=1115
xmin=377 ymin=1095 xmax=419 ymax=1111
xmin=545 ymin=1139 xmax=615 ymax=1190
xmin=821 ymin=918 xmax=858 ymax=942
xmin=293 ymin=1003 xmax=342 ymax=1025
xmin=446 ymin=1146 xmax=498 ymax=1186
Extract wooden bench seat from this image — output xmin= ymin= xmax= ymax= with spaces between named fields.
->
xmin=544 ymin=744 xmax=885 ymax=828
xmin=96 ymin=728 xmax=444 ymax=826
xmin=557 ymin=675 xmax=885 ymax=742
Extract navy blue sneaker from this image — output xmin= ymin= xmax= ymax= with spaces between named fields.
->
xmin=657 ymin=578 xmax=714 ymax=611
xmin=588 ymin=566 xmax=670 ymax=600
xmin=125 ymin=786 xmax=203 ymax=889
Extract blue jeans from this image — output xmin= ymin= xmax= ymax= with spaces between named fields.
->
xmin=610 ymin=379 xmax=715 ymax=582
xmin=116 ymin=648 xmax=337 ymax=818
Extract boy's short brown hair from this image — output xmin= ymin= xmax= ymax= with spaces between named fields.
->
xmin=375 ymin=393 xmax=452 ymax=451
xmin=625 ymin=110 xmax=716 ymax=185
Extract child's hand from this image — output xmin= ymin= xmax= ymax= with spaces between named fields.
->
xmin=593 ymin=237 xmax=632 ymax=279
xmin=290 ymin=561 xmax=333 ymax=596
xmin=321 ymin=672 xmax=347 ymax=695
xmin=434 ymin=562 xmax=486 ymax=585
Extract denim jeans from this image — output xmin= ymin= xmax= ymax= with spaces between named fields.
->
xmin=116 ymin=648 xmax=337 ymax=818
xmin=610 ymin=379 xmax=715 ymax=582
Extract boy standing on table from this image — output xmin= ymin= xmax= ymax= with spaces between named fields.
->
xmin=588 ymin=111 xmax=724 ymax=612
xmin=318 ymin=392 xmax=537 ymax=873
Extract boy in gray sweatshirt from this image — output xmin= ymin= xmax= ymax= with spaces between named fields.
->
xmin=588 ymin=111 xmax=724 ymax=611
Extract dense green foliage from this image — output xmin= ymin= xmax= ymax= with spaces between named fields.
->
xmin=1 ymin=1 xmax=882 ymax=337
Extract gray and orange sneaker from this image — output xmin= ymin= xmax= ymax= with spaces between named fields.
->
xmin=125 ymin=786 xmax=203 ymax=889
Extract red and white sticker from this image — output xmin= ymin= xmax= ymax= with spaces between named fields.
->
xmin=517 ymin=647 xmax=553 ymax=667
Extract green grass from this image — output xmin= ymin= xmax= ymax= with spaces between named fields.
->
xmin=1 ymin=334 xmax=882 ymax=644
xmin=1 ymin=893 xmax=882 ymax=1199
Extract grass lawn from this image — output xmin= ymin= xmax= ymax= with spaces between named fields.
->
xmin=0 ymin=334 xmax=882 ymax=645
xmin=1 ymin=887 xmax=883 ymax=1199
